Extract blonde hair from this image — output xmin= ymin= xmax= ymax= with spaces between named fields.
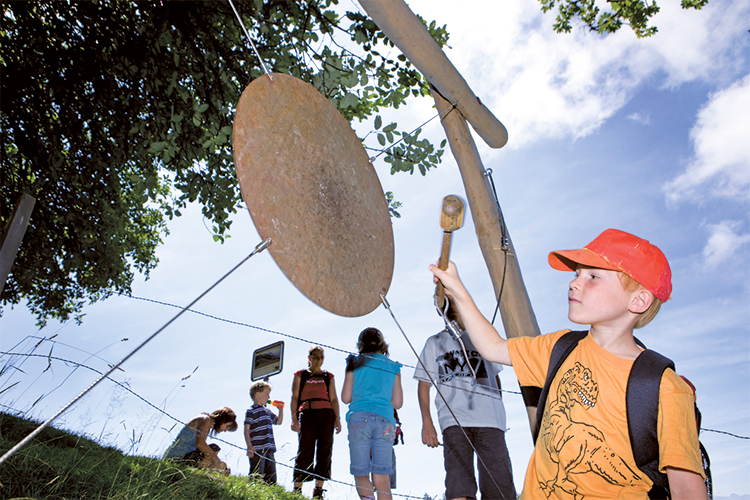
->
xmin=250 ymin=380 xmax=272 ymax=399
xmin=619 ymin=273 xmax=663 ymax=329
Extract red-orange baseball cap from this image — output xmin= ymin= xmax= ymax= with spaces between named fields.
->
xmin=548 ymin=229 xmax=672 ymax=302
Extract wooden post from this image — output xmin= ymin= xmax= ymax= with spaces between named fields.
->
xmin=431 ymin=90 xmax=542 ymax=434
xmin=1 ymin=193 xmax=36 ymax=296
xmin=358 ymin=0 xmax=507 ymax=149
xmin=359 ymin=0 xmax=542 ymax=434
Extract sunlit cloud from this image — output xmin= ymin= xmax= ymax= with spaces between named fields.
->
xmin=422 ymin=0 xmax=750 ymax=149
xmin=702 ymin=220 xmax=750 ymax=267
xmin=664 ymin=74 xmax=750 ymax=204
xmin=627 ymin=112 xmax=651 ymax=125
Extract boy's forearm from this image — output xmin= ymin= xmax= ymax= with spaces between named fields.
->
xmin=666 ymin=468 xmax=708 ymax=500
xmin=417 ymin=380 xmax=439 ymax=447
xmin=457 ymin=299 xmax=511 ymax=366
xmin=417 ymin=381 xmax=433 ymax=423
xmin=417 ymin=380 xmax=435 ymax=429
xmin=430 ymin=262 xmax=511 ymax=365
xmin=244 ymin=425 xmax=253 ymax=448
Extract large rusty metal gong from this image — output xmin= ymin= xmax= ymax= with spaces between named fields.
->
xmin=233 ymin=73 xmax=394 ymax=317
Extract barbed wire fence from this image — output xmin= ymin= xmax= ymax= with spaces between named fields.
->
xmin=1 ymin=296 xmax=748 ymax=498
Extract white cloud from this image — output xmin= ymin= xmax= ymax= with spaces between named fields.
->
xmin=702 ymin=220 xmax=750 ymax=267
xmin=406 ymin=0 xmax=750 ymax=149
xmin=643 ymin=0 xmax=750 ymax=88
xmin=665 ymin=74 xmax=750 ymax=204
xmin=627 ymin=112 xmax=651 ymax=125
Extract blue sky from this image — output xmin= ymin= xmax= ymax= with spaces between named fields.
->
xmin=2 ymin=0 xmax=749 ymax=498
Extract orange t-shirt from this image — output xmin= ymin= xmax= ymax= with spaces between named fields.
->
xmin=508 ymin=330 xmax=704 ymax=500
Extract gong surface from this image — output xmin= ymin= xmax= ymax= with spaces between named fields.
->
xmin=233 ymin=73 xmax=394 ymax=317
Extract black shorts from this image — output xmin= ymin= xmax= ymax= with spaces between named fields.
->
xmin=443 ymin=426 xmax=516 ymax=500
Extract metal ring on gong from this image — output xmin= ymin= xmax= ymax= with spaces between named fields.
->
xmin=233 ymin=73 xmax=394 ymax=317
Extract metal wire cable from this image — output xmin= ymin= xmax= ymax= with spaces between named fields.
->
xmin=2 ymin=303 xmax=745 ymax=497
xmin=0 ymin=239 xmax=271 ymax=467
xmin=484 ymin=167 xmax=510 ymax=326
xmin=379 ymin=294 xmax=513 ymax=500
xmin=0 ymin=353 xmax=427 ymax=499
xmin=227 ymin=0 xmax=272 ymax=80
xmin=25 ymin=293 xmax=748 ymax=439
xmin=3 ymin=350 xmax=747 ymax=447
xmin=366 ymin=101 xmax=457 ymax=162
xmin=121 ymin=294 xmax=522 ymax=401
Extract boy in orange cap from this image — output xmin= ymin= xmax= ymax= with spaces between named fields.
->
xmin=430 ymin=229 xmax=707 ymax=500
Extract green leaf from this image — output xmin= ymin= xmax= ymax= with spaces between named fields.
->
xmin=148 ymin=142 xmax=166 ymax=154
xmin=0 ymin=0 xmax=448 ymax=325
xmin=340 ymin=92 xmax=358 ymax=109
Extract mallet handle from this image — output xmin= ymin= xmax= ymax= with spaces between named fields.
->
xmin=435 ymin=231 xmax=452 ymax=308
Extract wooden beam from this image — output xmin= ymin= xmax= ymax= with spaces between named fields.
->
xmin=358 ymin=0 xmax=508 ymax=149
xmin=432 ymin=89 xmax=541 ymax=434
xmin=0 ymin=193 xmax=36 ymax=297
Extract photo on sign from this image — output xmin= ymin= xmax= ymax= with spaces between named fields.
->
xmin=251 ymin=341 xmax=284 ymax=381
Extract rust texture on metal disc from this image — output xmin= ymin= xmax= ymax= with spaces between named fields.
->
xmin=233 ymin=73 xmax=394 ymax=317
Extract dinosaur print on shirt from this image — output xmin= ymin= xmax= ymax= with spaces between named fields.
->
xmin=538 ymin=362 xmax=641 ymax=499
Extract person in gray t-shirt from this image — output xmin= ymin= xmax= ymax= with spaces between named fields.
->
xmin=414 ymin=306 xmax=516 ymax=500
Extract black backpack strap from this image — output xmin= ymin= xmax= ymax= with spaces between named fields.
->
xmin=296 ymin=369 xmax=311 ymax=413
xmin=700 ymin=441 xmax=713 ymax=499
xmin=626 ymin=349 xmax=674 ymax=497
xmin=532 ymin=330 xmax=589 ymax=443
xmin=520 ymin=386 xmax=542 ymax=409
xmin=321 ymin=370 xmax=331 ymax=399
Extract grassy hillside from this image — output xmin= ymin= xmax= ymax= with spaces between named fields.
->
xmin=0 ymin=412 xmax=302 ymax=500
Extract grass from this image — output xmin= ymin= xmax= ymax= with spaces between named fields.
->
xmin=0 ymin=412 xmax=303 ymax=500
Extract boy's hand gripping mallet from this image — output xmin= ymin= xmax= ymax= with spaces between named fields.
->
xmin=435 ymin=195 xmax=465 ymax=310
xmin=435 ymin=195 xmax=471 ymax=365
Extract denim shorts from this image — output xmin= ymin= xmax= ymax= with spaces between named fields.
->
xmin=347 ymin=411 xmax=395 ymax=476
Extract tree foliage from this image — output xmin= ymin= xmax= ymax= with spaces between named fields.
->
xmin=0 ymin=0 xmax=448 ymax=325
xmin=539 ymin=0 xmax=709 ymax=38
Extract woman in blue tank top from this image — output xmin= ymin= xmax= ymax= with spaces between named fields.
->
xmin=342 ymin=328 xmax=403 ymax=500
xmin=163 ymin=406 xmax=238 ymax=473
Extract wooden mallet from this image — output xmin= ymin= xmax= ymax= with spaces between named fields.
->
xmin=435 ymin=195 xmax=465 ymax=310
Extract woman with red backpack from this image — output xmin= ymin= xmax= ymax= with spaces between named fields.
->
xmin=291 ymin=346 xmax=342 ymax=498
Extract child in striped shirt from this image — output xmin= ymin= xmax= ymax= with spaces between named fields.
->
xmin=245 ymin=380 xmax=284 ymax=483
